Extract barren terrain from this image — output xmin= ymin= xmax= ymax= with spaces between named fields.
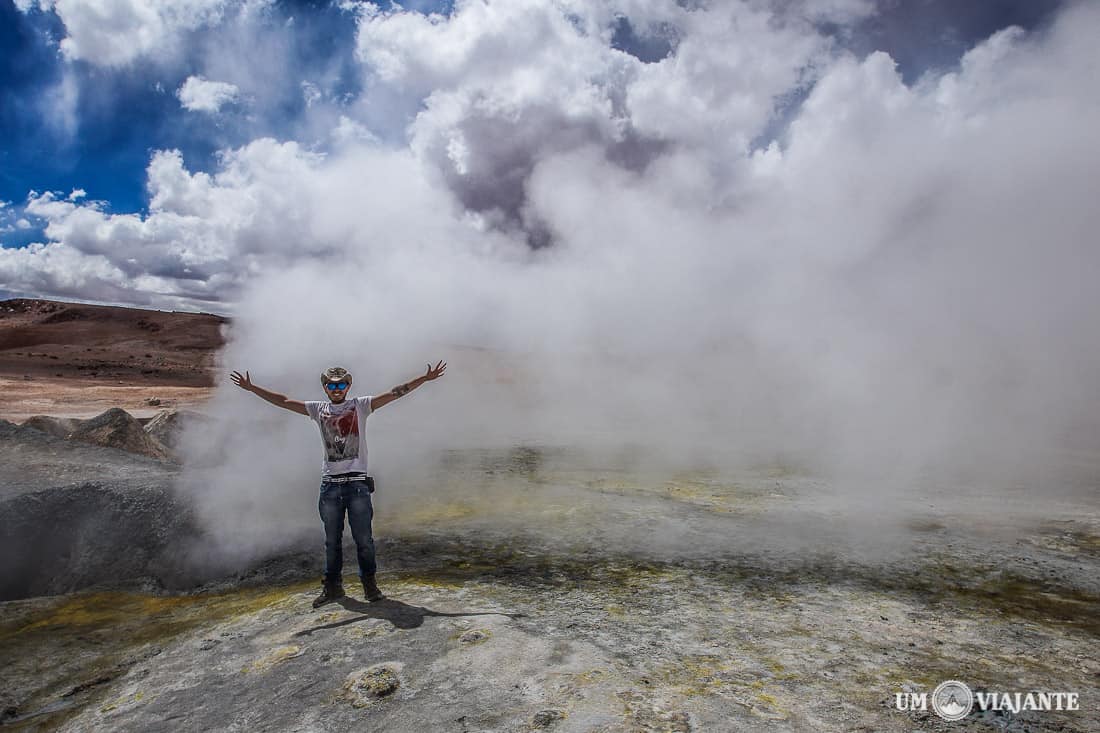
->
xmin=0 ymin=299 xmax=222 ymax=421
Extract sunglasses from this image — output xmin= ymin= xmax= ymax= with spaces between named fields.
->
xmin=325 ymin=382 xmax=349 ymax=391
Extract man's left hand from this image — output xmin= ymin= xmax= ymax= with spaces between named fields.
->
xmin=424 ymin=360 xmax=447 ymax=380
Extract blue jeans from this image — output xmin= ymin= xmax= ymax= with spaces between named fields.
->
xmin=318 ymin=480 xmax=376 ymax=584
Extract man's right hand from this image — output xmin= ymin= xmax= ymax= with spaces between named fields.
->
xmin=230 ymin=370 xmax=254 ymax=392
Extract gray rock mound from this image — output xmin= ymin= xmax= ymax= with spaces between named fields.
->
xmin=1 ymin=418 xmax=175 ymax=503
xmin=21 ymin=415 xmax=81 ymax=439
xmin=68 ymin=408 xmax=173 ymax=461
xmin=0 ymin=416 xmax=204 ymax=600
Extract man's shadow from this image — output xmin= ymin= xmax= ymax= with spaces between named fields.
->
xmin=294 ymin=596 xmax=526 ymax=635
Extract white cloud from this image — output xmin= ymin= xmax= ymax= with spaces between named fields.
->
xmin=624 ymin=3 xmax=827 ymax=151
xmin=177 ymin=75 xmax=240 ymax=113
xmin=38 ymin=69 xmax=79 ymax=141
xmin=794 ymin=0 xmax=876 ymax=24
xmin=332 ymin=115 xmax=378 ymax=146
xmin=17 ymin=0 xmax=232 ymax=66
xmin=1 ymin=142 xmax=327 ymax=308
xmin=300 ymin=81 xmax=322 ymax=108
xmin=345 ymin=0 xmax=847 ymax=238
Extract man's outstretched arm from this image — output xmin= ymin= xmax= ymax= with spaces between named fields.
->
xmin=230 ymin=370 xmax=309 ymax=416
xmin=370 ymin=360 xmax=447 ymax=412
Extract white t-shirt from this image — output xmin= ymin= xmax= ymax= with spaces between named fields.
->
xmin=304 ymin=395 xmax=373 ymax=477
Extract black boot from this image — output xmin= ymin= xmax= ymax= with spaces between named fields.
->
xmin=363 ymin=575 xmax=384 ymax=602
xmin=312 ymin=581 xmax=345 ymax=608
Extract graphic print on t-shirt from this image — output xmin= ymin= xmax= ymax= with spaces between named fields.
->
xmin=319 ymin=404 xmax=359 ymax=462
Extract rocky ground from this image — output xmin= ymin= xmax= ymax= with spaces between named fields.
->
xmin=0 ymin=431 xmax=1097 ymax=732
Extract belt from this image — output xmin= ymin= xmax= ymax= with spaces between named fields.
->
xmin=322 ymin=473 xmax=369 ymax=484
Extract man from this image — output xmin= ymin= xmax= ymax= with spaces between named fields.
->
xmin=230 ymin=360 xmax=447 ymax=608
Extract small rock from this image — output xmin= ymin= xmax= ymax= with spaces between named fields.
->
xmin=144 ymin=397 xmax=161 ymax=406
xmin=458 ymin=629 xmax=490 ymax=644
xmin=343 ymin=665 xmax=401 ymax=707
xmin=533 ymin=709 xmax=564 ymax=727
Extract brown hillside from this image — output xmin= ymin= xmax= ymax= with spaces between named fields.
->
xmin=0 ymin=299 xmax=228 ymax=420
